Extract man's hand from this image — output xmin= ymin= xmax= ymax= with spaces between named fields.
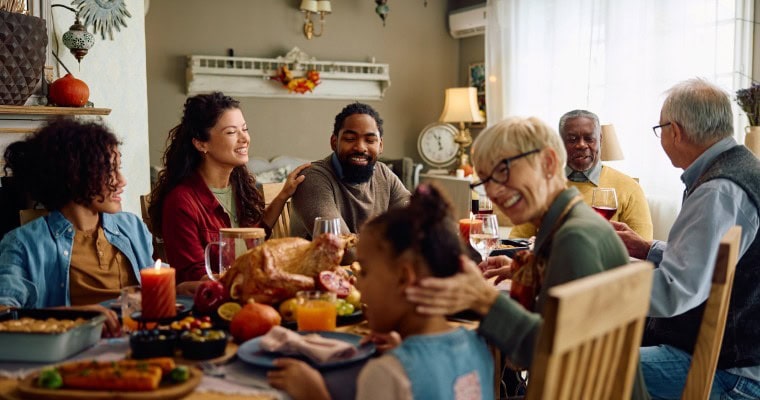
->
xmin=268 ymin=358 xmax=331 ymax=400
xmin=611 ymin=220 xmax=652 ymax=259
xmin=62 ymin=304 xmax=121 ymax=338
xmin=405 ymin=255 xmax=499 ymax=317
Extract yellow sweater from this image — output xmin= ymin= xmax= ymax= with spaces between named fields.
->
xmin=509 ymin=165 xmax=653 ymax=240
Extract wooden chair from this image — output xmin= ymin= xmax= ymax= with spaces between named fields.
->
xmin=139 ymin=194 xmax=166 ymax=260
xmin=526 ymin=261 xmax=654 ymax=400
xmin=680 ymin=226 xmax=741 ymax=399
xmin=261 ymin=182 xmax=291 ymax=239
xmin=19 ymin=209 xmax=48 ymax=225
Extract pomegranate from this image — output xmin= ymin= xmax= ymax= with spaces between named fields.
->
xmin=229 ymin=299 xmax=281 ymax=343
xmin=48 ymin=74 xmax=89 ymax=107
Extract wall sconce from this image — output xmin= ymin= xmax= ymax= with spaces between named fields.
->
xmin=300 ymin=0 xmax=331 ymax=39
xmin=439 ymin=87 xmax=485 ymax=169
xmin=51 ymin=4 xmax=94 ymax=66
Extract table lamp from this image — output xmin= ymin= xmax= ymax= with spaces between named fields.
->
xmin=439 ymin=87 xmax=485 ymax=170
xmin=601 ymin=124 xmax=624 ymax=161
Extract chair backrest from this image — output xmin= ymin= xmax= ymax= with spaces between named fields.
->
xmin=681 ymin=226 xmax=741 ymax=399
xmin=261 ymin=182 xmax=291 ymax=238
xmin=19 ymin=209 xmax=48 ymax=225
xmin=139 ymin=194 xmax=166 ymax=260
xmin=526 ymin=261 xmax=654 ymax=400
xmin=379 ymin=157 xmax=422 ymax=190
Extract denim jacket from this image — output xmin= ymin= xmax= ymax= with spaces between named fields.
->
xmin=0 ymin=211 xmax=154 ymax=308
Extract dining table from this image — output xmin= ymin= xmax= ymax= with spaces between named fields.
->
xmin=0 ymin=319 xmax=488 ymax=400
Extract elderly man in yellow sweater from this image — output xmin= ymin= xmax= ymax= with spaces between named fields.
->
xmin=510 ymin=110 xmax=653 ymax=240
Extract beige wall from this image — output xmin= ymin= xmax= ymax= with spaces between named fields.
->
xmin=458 ymin=35 xmax=485 ymax=86
xmin=145 ymin=0 xmax=459 ymax=166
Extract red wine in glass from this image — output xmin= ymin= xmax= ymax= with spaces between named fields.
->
xmin=593 ymin=206 xmax=617 ymax=220
xmin=591 ymin=188 xmax=618 ymax=220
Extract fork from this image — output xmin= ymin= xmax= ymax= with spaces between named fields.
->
xmin=198 ymin=361 xmax=225 ymax=378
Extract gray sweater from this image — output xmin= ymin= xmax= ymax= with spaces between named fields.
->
xmin=290 ymin=154 xmax=411 ymax=239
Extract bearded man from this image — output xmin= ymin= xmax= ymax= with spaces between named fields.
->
xmin=290 ymin=102 xmax=410 ymax=240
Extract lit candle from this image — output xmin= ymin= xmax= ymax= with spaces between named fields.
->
xmin=459 ymin=218 xmax=483 ymax=242
xmin=140 ymin=259 xmax=176 ymax=320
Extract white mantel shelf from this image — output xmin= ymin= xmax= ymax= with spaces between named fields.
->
xmin=0 ymin=105 xmax=111 ymax=133
xmin=186 ymin=48 xmax=391 ymax=100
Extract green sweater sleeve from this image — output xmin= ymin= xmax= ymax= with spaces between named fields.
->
xmin=478 ymin=293 xmax=542 ymax=368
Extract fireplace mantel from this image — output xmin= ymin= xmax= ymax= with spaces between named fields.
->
xmin=186 ymin=48 xmax=391 ymax=100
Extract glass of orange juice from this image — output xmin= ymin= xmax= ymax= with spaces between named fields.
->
xmin=120 ymin=285 xmax=141 ymax=334
xmin=296 ymin=290 xmax=337 ymax=331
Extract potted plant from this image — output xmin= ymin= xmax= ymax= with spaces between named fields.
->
xmin=736 ymin=83 xmax=760 ymax=156
xmin=0 ymin=4 xmax=48 ymax=105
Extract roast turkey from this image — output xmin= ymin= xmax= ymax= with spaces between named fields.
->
xmin=221 ymin=234 xmax=351 ymax=305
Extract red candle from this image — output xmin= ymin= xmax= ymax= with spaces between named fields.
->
xmin=140 ymin=260 xmax=176 ymax=320
xmin=459 ymin=218 xmax=483 ymax=242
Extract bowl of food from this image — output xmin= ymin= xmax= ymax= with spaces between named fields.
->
xmin=129 ymin=329 xmax=178 ymax=359
xmin=179 ymin=329 xmax=228 ymax=360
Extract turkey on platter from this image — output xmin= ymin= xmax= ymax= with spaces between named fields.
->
xmin=221 ymin=234 xmax=354 ymax=305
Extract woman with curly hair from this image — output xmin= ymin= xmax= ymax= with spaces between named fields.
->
xmin=149 ymin=92 xmax=309 ymax=283
xmin=0 ymin=118 xmax=154 ymax=337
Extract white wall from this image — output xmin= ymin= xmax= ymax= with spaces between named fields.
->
xmin=50 ymin=0 xmax=150 ymax=214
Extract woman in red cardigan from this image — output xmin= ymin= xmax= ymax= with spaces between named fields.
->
xmin=149 ymin=92 xmax=309 ymax=283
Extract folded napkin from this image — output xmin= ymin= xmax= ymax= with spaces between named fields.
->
xmin=259 ymin=326 xmax=357 ymax=363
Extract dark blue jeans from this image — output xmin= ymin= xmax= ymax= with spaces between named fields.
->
xmin=641 ymin=345 xmax=760 ymax=399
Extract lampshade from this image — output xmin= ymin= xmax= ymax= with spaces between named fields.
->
xmin=300 ymin=0 xmax=318 ymax=12
xmin=600 ymin=124 xmax=624 ymax=161
xmin=439 ymin=87 xmax=484 ymax=123
xmin=316 ymin=0 xmax=332 ymax=13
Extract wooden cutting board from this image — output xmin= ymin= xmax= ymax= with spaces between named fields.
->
xmin=16 ymin=366 xmax=202 ymax=400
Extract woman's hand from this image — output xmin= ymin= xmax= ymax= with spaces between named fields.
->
xmin=360 ymin=331 xmax=401 ymax=354
xmin=405 ymin=255 xmax=499 ymax=317
xmin=176 ymin=277 xmax=210 ymax=297
xmin=480 ymin=255 xmax=513 ymax=285
xmin=277 ymin=163 xmax=311 ymax=201
xmin=268 ymin=358 xmax=330 ymax=400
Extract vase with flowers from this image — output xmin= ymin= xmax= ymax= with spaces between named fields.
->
xmin=736 ymin=83 xmax=760 ymax=156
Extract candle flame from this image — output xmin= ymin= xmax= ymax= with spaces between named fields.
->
xmin=154 ymin=259 xmax=161 ymax=270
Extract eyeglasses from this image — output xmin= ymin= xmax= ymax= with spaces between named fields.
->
xmin=470 ymin=149 xmax=542 ymax=189
xmin=652 ymin=122 xmax=671 ymax=138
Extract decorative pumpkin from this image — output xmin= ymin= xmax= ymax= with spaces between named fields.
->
xmin=48 ymin=74 xmax=89 ymax=107
xmin=229 ymin=299 xmax=281 ymax=343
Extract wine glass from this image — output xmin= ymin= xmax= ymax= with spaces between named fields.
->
xmin=313 ymin=216 xmax=341 ymax=239
xmin=469 ymin=214 xmax=499 ymax=263
xmin=591 ymin=188 xmax=618 ymax=220
xmin=478 ymin=196 xmax=493 ymax=215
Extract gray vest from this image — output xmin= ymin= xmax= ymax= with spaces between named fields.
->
xmin=644 ymin=145 xmax=760 ymax=369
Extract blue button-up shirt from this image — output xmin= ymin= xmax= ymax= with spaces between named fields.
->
xmin=0 ymin=211 xmax=154 ymax=308
xmin=646 ymin=137 xmax=760 ymax=379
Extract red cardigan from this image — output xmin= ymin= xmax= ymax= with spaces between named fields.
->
xmin=161 ymin=172 xmax=267 ymax=283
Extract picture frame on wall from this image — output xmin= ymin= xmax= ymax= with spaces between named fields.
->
xmin=468 ymin=62 xmax=486 ymax=126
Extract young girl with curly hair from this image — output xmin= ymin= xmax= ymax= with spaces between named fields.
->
xmin=149 ymin=92 xmax=309 ymax=282
xmin=267 ymin=183 xmax=494 ymax=400
xmin=0 ymin=118 xmax=154 ymax=337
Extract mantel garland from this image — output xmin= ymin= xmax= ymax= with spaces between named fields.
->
xmin=271 ymin=66 xmax=320 ymax=94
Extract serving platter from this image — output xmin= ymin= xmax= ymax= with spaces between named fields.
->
xmin=237 ymin=331 xmax=375 ymax=370
xmin=16 ymin=366 xmax=202 ymax=400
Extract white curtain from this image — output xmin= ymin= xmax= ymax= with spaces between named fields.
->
xmin=485 ymin=0 xmax=754 ymax=199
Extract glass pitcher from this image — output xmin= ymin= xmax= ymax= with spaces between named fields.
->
xmin=204 ymin=227 xmax=265 ymax=281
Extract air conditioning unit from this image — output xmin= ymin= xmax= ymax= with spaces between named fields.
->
xmin=448 ymin=4 xmax=486 ymax=39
